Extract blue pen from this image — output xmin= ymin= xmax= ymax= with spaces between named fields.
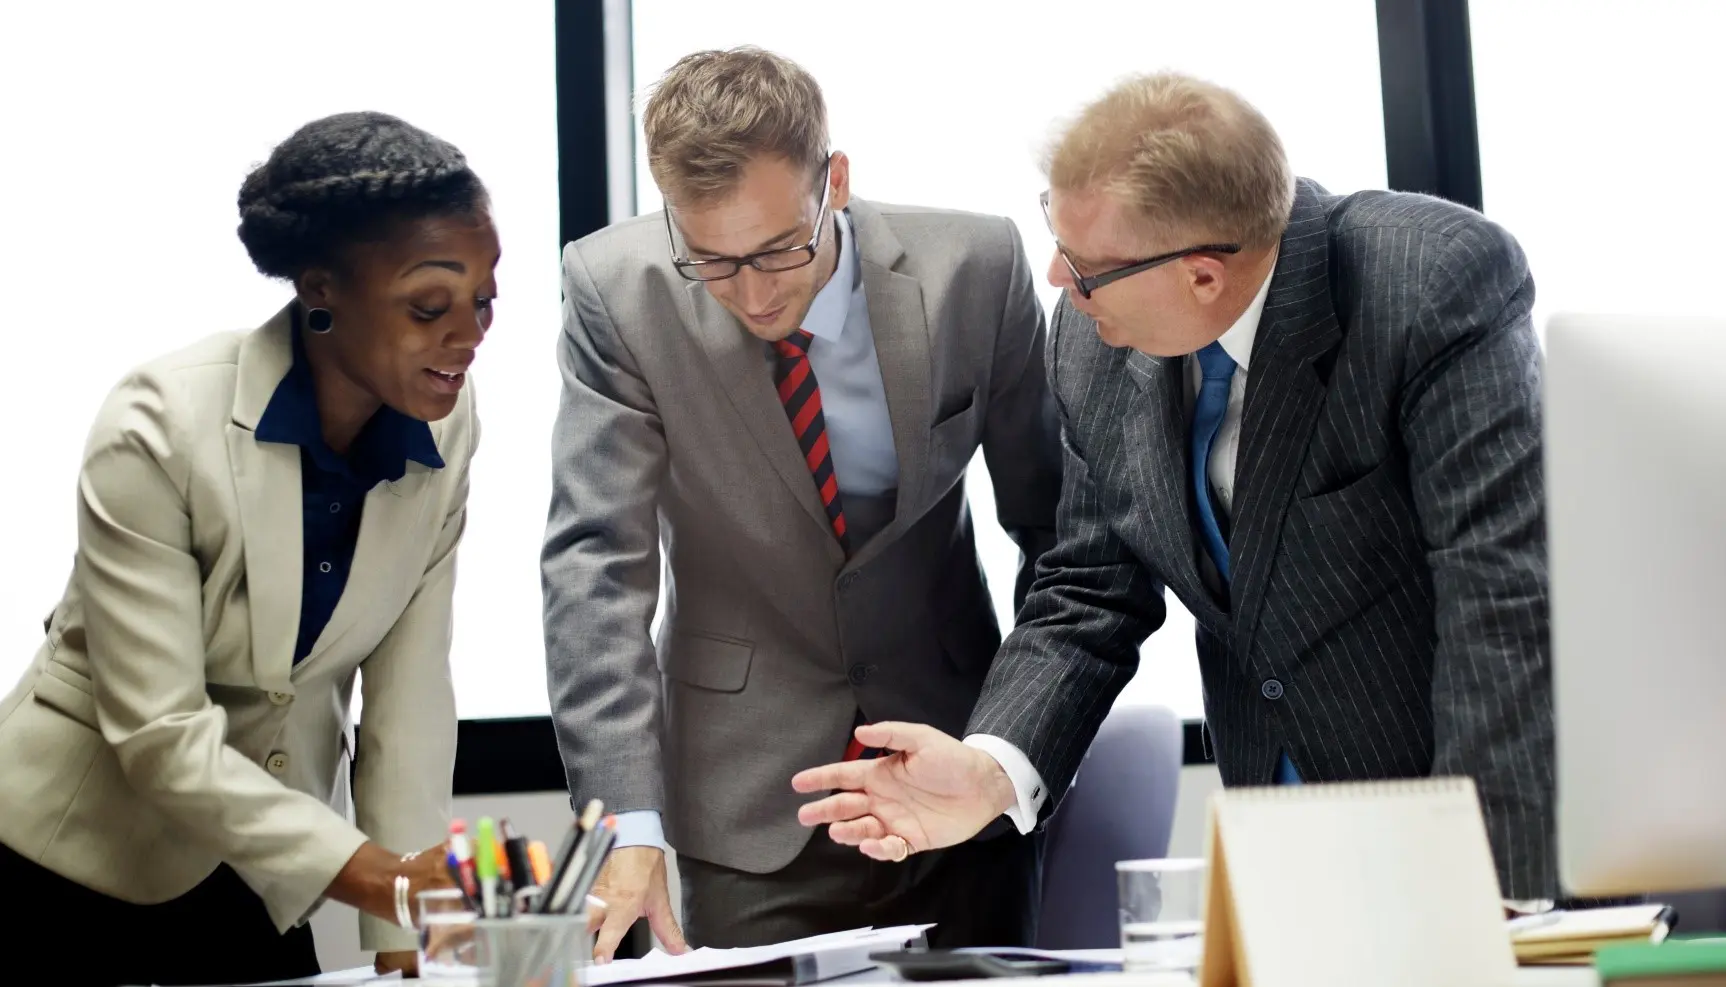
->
xmin=445 ymin=846 xmax=477 ymax=911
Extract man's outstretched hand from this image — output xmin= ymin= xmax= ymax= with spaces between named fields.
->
xmin=791 ymin=722 xmax=1018 ymax=860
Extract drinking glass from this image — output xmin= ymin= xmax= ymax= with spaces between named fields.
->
xmin=1117 ymin=857 xmax=1206 ymax=971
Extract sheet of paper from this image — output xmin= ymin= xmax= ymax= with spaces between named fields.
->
xmin=251 ymin=968 xmax=402 ymax=986
xmin=585 ymin=924 xmax=932 ymax=986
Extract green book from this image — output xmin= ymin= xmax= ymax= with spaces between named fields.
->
xmin=1597 ymin=937 xmax=1726 ymax=982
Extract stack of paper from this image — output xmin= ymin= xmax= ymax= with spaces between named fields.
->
xmin=587 ymin=924 xmax=933 ymax=986
xmin=1511 ymin=906 xmax=1675 ymax=966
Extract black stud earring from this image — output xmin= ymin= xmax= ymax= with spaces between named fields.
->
xmin=306 ymin=307 xmax=334 ymax=334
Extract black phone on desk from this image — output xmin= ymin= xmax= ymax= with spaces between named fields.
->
xmin=870 ymin=949 xmax=1071 ymax=980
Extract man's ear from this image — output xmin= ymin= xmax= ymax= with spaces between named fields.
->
xmin=828 ymin=151 xmax=852 ymax=213
xmin=1183 ymin=254 xmax=1229 ymax=307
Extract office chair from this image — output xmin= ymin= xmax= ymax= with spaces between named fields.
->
xmin=1036 ymin=704 xmax=1184 ymax=949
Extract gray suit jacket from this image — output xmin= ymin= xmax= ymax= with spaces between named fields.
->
xmin=545 ymin=199 xmax=1061 ymax=872
xmin=968 ymin=180 xmax=1556 ymax=899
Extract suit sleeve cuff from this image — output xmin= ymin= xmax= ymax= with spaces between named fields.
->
xmin=963 ymin=734 xmax=1047 ymax=834
xmin=611 ymin=810 xmax=668 ymax=852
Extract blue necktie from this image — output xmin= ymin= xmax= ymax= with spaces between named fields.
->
xmin=1191 ymin=342 xmax=1301 ymax=786
xmin=1190 ymin=342 xmax=1236 ymax=584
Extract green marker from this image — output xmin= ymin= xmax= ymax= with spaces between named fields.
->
xmin=475 ymin=816 xmax=501 ymax=917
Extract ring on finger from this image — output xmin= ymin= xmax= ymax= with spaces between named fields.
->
xmin=887 ymin=835 xmax=913 ymax=863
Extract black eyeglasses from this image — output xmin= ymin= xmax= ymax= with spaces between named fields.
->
xmin=666 ymin=158 xmax=833 ymax=282
xmin=1039 ymin=190 xmax=1241 ymax=299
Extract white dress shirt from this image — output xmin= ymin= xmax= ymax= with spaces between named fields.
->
xmin=966 ymin=264 xmax=1274 ymax=832
xmin=614 ymin=208 xmax=899 ymax=852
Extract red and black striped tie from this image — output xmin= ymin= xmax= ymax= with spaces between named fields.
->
xmin=773 ymin=330 xmax=850 ymax=554
xmin=774 ymin=332 xmax=880 ymax=762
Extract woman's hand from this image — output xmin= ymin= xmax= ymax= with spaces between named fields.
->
xmin=325 ymin=840 xmax=455 ymax=929
xmin=376 ymin=950 xmax=420 ymax=977
xmin=400 ymin=841 xmax=458 ymax=902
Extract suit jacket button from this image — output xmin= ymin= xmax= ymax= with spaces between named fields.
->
xmin=1261 ymin=678 xmax=1285 ymax=701
xmin=269 ymin=691 xmax=293 ymax=706
xmin=839 ymin=572 xmax=859 ymax=590
xmin=848 ymin=663 xmax=872 ymax=686
xmin=266 ymin=751 xmax=290 ymax=775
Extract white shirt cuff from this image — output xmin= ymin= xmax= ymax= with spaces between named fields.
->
xmin=610 ymin=809 xmax=667 ymax=852
xmin=963 ymin=734 xmax=1048 ymax=834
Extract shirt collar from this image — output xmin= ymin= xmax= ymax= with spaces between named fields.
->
xmin=1213 ymin=249 xmax=1278 ymax=372
xmin=798 ymin=208 xmax=858 ymax=344
xmin=255 ymin=315 xmax=443 ymax=484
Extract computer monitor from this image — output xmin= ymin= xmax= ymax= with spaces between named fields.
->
xmin=1547 ymin=312 xmax=1726 ymax=896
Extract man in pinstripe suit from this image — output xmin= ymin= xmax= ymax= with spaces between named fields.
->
xmin=795 ymin=71 xmax=1558 ymax=903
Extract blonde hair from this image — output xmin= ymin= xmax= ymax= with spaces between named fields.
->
xmin=1046 ymin=72 xmax=1293 ymax=249
xmin=642 ymin=47 xmax=830 ymax=208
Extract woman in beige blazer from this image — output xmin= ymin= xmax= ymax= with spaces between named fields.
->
xmin=0 ymin=111 xmax=495 ymax=985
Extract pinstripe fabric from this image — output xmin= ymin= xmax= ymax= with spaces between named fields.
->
xmin=967 ymin=180 xmax=1556 ymax=898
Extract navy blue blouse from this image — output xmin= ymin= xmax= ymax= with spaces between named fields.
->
xmin=253 ymin=324 xmax=443 ymax=663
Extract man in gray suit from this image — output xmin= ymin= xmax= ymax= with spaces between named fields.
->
xmin=543 ymin=48 xmax=1060 ymax=956
xmin=795 ymin=71 xmax=1558 ymax=905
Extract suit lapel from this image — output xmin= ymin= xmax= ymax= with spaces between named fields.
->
xmin=228 ymin=307 xmax=300 ymax=692
xmin=1229 ymin=182 xmax=1344 ymax=658
xmin=1123 ymin=350 xmax=1227 ymax=626
xmin=846 ymin=201 xmax=931 ymax=570
xmin=683 ymin=282 xmax=843 ymax=558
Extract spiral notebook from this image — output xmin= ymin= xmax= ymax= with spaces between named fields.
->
xmin=1198 ymin=777 xmax=1518 ymax=987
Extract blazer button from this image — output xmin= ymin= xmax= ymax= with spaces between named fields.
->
xmin=1261 ymin=678 xmax=1285 ymax=701
xmin=839 ymin=572 xmax=859 ymax=591
xmin=266 ymin=751 xmax=290 ymax=775
xmin=847 ymin=663 xmax=872 ymax=686
xmin=268 ymin=691 xmax=293 ymax=706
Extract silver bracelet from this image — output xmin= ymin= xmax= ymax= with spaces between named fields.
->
xmin=394 ymin=873 xmax=414 ymax=930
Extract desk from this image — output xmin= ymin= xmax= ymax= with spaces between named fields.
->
xmin=266 ymin=960 xmax=1604 ymax=986
xmin=832 ymin=965 xmax=1600 ymax=987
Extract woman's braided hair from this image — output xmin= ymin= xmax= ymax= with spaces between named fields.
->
xmin=237 ymin=111 xmax=487 ymax=280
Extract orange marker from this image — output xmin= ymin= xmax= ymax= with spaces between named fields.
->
xmin=528 ymin=840 xmax=552 ymax=887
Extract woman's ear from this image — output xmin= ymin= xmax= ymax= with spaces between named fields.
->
xmin=294 ymin=267 xmax=337 ymax=311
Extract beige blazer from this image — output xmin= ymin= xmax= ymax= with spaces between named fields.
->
xmin=0 ymin=306 xmax=474 ymax=951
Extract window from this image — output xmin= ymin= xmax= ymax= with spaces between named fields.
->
xmin=0 ymin=1 xmax=561 ymax=717
xmin=1472 ymin=0 xmax=1724 ymax=337
xmin=631 ymin=0 xmax=1388 ymax=719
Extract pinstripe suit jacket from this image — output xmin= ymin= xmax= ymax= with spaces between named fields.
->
xmin=967 ymin=180 xmax=1556 ymax=898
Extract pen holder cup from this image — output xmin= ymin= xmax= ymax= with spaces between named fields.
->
xmin=474 ymin=913 xmax=592 ymax=987
xmin=419 ymin=888 xmax=480 ymax=984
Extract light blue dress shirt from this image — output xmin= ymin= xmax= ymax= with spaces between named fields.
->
xmin=797 ymin=208 xmax=898 ymax=497
xmin=612 ymin=208 xmax=899 ymax=852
